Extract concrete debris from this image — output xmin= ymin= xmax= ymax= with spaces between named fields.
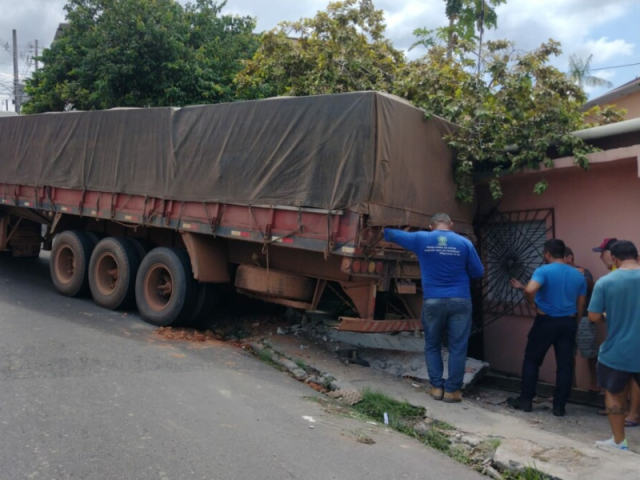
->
xmin=413 ymin=421 xmax=430 ymax=437
xmin=278 ymin=357 xmax=307 ymax=380
xmin=328 ymin=331 xmax=424 ymax=352
xmin=482 ymin=465 xmax=503 ymax=480
xmin=327 ymin=389 xmax=363 ymax=406
xmin=460 ymin=435 xmax=482 ymax=448
xmin=353 ymin=349 xmax=489 ymax=391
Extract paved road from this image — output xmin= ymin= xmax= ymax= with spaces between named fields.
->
xmin=0 ymin=253 xmax=482 ymax=480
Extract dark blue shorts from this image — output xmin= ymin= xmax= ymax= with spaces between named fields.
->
xmin=597 ymin=362 xmax=640 ymax=394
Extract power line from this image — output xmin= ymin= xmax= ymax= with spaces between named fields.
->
xmin=591 ymin=61 xmax=640 ymax=72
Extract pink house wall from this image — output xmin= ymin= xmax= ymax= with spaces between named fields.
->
xmin=477 ymin=157 xmax=640 ymax=389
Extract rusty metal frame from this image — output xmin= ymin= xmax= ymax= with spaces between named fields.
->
xmin=337 ymin=317 xmax=422 ymax=333
xmin=181 ymin=232 xmax=230 ymax=283
xmin=235 ymin=265 xmax=315 ymax=302
xmin=339 ymin=281 xmax=377 ymax=319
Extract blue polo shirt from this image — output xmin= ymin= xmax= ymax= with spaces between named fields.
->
xmin=383 ymin=229 xmax=484 ymax=299
xmin=531 ymin=263 xmax=587 ymax=317
xmin=588 ymin=269 xmax=640 ymax=373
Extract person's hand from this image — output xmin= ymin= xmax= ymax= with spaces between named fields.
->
xmin=510 ymin=278 xmax=525 ymax=290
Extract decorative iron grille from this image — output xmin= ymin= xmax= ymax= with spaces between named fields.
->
xmin=474 ymin=208 xmax=555 ymax=326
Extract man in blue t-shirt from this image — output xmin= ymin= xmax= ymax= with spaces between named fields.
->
xmin=509 ymin=239 xmax=587 ymax=417
xmin=588 ymin=240 xmax=640 ymax=451
xmin=384 ymin=213 xmax=484 ymax=404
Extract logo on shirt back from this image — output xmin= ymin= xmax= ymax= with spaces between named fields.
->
xmin=438 ymin=236 xmax=448 ymax=247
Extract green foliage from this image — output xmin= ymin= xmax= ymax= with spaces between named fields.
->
xmin=584 ymin=104 xmax=627 ymax=126
xmin=443 ymin=0 xmax=506 ymax=46
xmin=23 ymin=0 xmax=259 ymax=113
xmin=235 ymin=0 xmax=404 ymax=99
xmin=423 ymin=428 xmax=452 ymax=452
xmin=396 ymin=39 xmax=598 ymax=202
xmin=504 ymin=466 xmax=549 ymax=480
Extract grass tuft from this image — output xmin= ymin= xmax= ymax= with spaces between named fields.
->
xmin=504 ymin=467 xmax=549 ymax=480
xmin=424 ymin=428 xmax=451 ymax=453
xmin=351 ymin=389 xmax=425 ymax=435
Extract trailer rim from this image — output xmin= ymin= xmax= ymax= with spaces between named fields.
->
xmin=54 ymin=245 xmax=76 ymax=285
xmin=144 ymin=263 xmax=174 ymax=312
xmin=94 ymin=252 xmax=120 ymax=296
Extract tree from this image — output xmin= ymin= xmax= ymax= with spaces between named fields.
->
xmin=234 ymin=0 xmax=404 ymax=99
xmin=567 ymin=54 xmax=614 ymax=90
xmin=23 ymin=0 xmax=259 ymax=113
xmin=433 ymin=0 xmax=506 ymax=58
xmin=396 ymin=39 xmax=603 ymax=202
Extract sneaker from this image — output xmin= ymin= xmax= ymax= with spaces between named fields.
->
xmin=506 ymin=396 xmax=532 ymax=412
xmin=430 ymin=388 xmax=444 ymax=401
xmin=595 ymin=437 xmax=629 ymax=450
xmin=443 ymin=391 xmax=462 ymax=403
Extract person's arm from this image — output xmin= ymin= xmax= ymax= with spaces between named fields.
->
xmin=584 ymin=269 xmax=595 ymax=297
xmin=589 ymin=311 xmax=605 ymax=324
xmin=467 ymin=242 xmax=485 ymax=279
xmin=384 ymin=228 xmax=418 ymax=252
xmin=510 ymin=278 xmax=542 ymax=310
xmin=577 ymin=295 xmax=586 ymax=320
xmin=587 ymin=281 xmax=606 ymax=324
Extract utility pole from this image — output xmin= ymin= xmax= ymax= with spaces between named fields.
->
xmin=35 ymin=39 xmax=39 ymax=71
xmin=12 ymin=29 xmax=20 ymax=113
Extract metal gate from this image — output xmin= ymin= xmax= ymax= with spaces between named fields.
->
xmin=468 ymin=208 xmax=555 ymax=358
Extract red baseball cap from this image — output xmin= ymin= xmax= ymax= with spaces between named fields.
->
xmin=592 ymin=238 xmax=618 ymax=252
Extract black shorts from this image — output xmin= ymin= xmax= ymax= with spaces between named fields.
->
xmin=597 ymin=362 xmax=640 ymax=394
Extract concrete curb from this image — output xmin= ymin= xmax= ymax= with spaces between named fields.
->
xmin=246 ymin=337 xmax=640 ymax=480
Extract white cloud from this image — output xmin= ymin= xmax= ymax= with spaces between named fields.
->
xmin=579 ymin=37 xmax=635 ymax=63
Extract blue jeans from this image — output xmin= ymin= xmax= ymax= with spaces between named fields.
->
xmin=422 ymin=298 xmax=472 ymax=392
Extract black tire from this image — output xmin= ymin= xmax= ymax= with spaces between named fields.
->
xmin=135 ymin=247 xmax=197 ymax=327
xmin=127 ymin=238 xmax=155 ymax=261
xmin=189 ymin=283 xmax=221 ymax=329
xmin=50 ymin=230 xmax=95 ymax=297
xmin=85 ymin=232 xmax=106 ymax=247
xmin=88 ymin=237 xmax=141 ymax=310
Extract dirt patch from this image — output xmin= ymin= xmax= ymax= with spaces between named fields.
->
xmin=307 ymin=382 xmax=329 ymax=394
xmin=155 ymin=327 xmax=224 ymax=343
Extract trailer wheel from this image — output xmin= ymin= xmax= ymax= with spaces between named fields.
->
xmin=89 ymin=237 xmax=141 ymax=310
xmin=85 ymin=232 xmax=106 ymax=247
xmin=135 ymin=247 xmax=197 ymax=327
xmin=50 ymin=230 xmax=94 ymax=297
xmin=127 ymin=238 xmax=155 ymax=261
xmin=189 ymin=283 xmax=221 ymax=329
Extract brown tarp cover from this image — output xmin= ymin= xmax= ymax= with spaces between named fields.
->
xmin=0 ymin=92 xmax=473 ymax=230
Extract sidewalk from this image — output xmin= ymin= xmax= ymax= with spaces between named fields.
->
xmin=249 ymin=331 xmax=640 ymax=480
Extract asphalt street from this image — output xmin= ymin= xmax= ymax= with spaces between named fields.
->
xmin=0 ymin=253 xmax=482 ymax=480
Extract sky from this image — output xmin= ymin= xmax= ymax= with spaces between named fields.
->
xmin=1 ymin=0 xmax=639 ymax=111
